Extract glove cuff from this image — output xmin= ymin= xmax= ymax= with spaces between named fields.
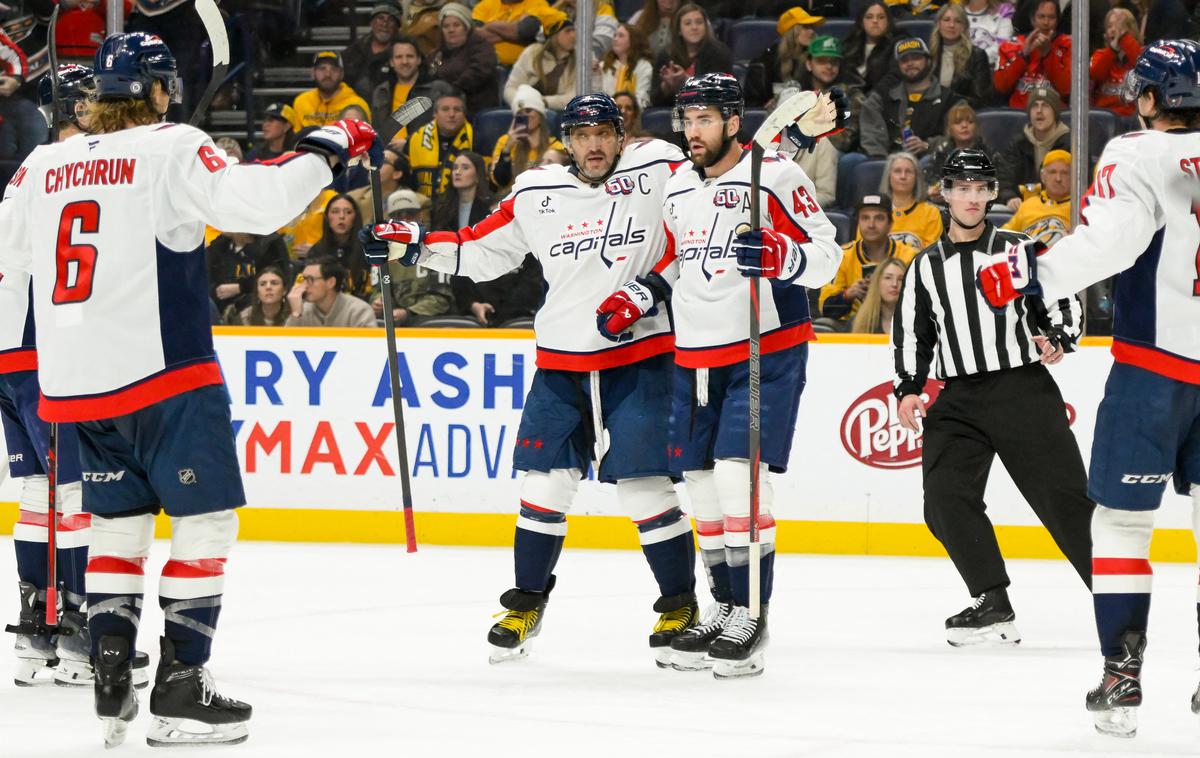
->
xmin=893 ymin=380 xmax=922 ymax=400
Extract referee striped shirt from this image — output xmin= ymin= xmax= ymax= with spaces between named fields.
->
xmin=892 ymin=225 xmax=1083 ymax=397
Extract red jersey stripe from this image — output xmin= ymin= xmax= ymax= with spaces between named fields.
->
xmin=1112 ymin=340 xmax=1200 ymax=385
xmin=39 ymin=361 xmax=224 ymax=422
xmin=87 ymin=556 xmax=147 ymax=574
xmin=675 ymin=322 xmax=815 ymax=369
xmin=536 ymin=333 xmax=674 ymax=371
xmin=1093 ymin=557 xmax=1153 ymax=575
xmin=162 ymin=558 xmax=228 ymax=579
xmin=0 ymin=348 xmax=37 ymax=374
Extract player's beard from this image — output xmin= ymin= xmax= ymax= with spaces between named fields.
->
xmin=690 ymin=131 xmax=736 ymax=169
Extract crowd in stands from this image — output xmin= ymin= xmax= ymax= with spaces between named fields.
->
xmin=2 ymin=0 xmax=1195 ymax=333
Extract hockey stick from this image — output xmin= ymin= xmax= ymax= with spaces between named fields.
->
xmin=368 ymin=97 xmax=433 ymax=553
xmin=738 ymin=90 xmax=823 ymax=620
xmin=44 ymin=5 xmax=60 ymax=629
xmin=188 ymin=0 xmax=230 ymax=127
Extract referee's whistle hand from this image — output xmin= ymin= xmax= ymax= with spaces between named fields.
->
xmin=898 ymin=394 xmax=926 ymax=433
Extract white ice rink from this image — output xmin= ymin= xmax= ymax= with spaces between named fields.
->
xmin=2 ymin=538 xmax=1200 ymax=757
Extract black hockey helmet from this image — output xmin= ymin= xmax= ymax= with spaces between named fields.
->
xmin=560 ymin=92 xmax=625 ymax=145
xmin=672 ymin=72 xmax=744 ymax=132
xmin=941 ymin=148 xmax=998 ymax=198
xmin=94 ymin=32 xmax=181 ymax=104
xmin=1122 ymin=39 xmax=1200 ymax=110
xmin=38 ymin=63 xmax=94 ymax=130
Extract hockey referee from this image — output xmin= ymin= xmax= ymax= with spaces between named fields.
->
xmin=892 ymin=149 xmax=1094 ymax=646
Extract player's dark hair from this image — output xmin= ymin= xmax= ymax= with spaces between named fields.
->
xmin=308 ymin=256 xmax=347 ymax=291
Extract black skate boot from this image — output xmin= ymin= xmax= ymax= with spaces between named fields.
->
xmin=54 ymin=610 xmax=151 ymax=689
xmin=1086 ymin=630 xmax=1146 ymax=738
xmin=487 ymin=577 xmax=554 ymax=664
xmin=1192 ymin=681 xmax=1200 ymax=715
xmin=709 ymin=605 xmax=768 ymax=679
xmin=147 ymin=637 xmax=252 ymax=747
xmin=648 ymin=592 xmax=698 ymax=669
xmin=5 ymin=581 xmax=58 ymax=686
xmin=945 ymin=588 xmax=1020 ymax=647
xmin=668 ymin=601 xmax=733 ymax=672
xmin=94 ymin=635 xmax=138 ymax=749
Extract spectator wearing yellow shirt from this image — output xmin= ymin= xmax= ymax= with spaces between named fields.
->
xmin=491 ymin=85 xmax=566 ymax=190
xmin=504 ymin=17 xmax=578 ymax=110
xmin=472 ymin=0 xmax=566 ymax=67
xmin=1002 ymin=149 xmax=1072 ymax=246
xmin=878 ymin=151 xmax=944 ymax=249
xmin=408 ymin=86 xmax=474 ymax=198
xmin=291 ymin=51 xmax=373 ymax=132
xmin=370 ymin=36 xmax=435 ymax=141
xmin=824 ymin=194 xmax=917 ymax=324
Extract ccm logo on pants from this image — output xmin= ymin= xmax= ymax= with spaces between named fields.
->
xmin=1120 ymin=473 xmax=1172 ymax=484
xmin=83 ymin=471 xmax=126 ymax=482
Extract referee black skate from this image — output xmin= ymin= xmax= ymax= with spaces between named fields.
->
xmin=892 ymin=149 xmax=1093 ymax=647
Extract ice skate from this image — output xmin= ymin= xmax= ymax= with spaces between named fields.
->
xmin=6 ymin=581 xmax=58 ymax=686
xmin=945 ymin=588 xmax=1021 ymax=647
xmin=1191 ymin=680 xmax=1200 ymax=715
xmin=487 ymin=583 xmax=551 ymax=664
xmin=54 ymin=610 xmax=151 ymax=689
xmin=146 ymin=637 xmax=251 ymax=747
xmin=669 ymin=602 xmax=732 ymax=671
xmin=1086 ymin=630 xmax=1145 ymax=738
xmin=709 ymin=605 xmax=768 ymax=679
xmin=94 ymin=635 xmax=138 ymax=749
xmin=648 ymin=592 xmax=698 ymax=668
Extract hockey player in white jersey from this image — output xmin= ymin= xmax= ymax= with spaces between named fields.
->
xmin=595 ymin=74 xmax=845 ymax=678
xmin=979 ymin=40 xmax=1200 ymax=738
xmin=363 ymin=93 xmax=702 ymax=667
xmin=0 ymin=32 xmax=380 ymax=746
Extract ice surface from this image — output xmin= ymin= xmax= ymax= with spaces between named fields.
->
xmin=2 ymin=538 xmax=1199 ymax=757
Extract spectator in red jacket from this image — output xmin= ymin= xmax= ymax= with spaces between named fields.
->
xmin=1089 ymin=8 xmax=1142 ymax=118
xmin=53 ymin=0 xmax=133 ymax=63
xmin=993 ymin=0 xmax=1070 ymax=109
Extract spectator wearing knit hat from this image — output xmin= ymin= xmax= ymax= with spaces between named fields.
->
xmin=504 ymin=16 xmax=579 ymax=110
xmin=1002 ymin=149 xmax=1072 ymax=247
xmin=432 ymin=3 xmax=500 ymax=112
xmin=745 ymin=6 xmax=826 ymax=107
xmin=995 ymin=85 xmax=1070 ymax=210
xmin=490 ymin=85 xmax=566 ymax=190
xmin=342 ymin=2 xmax=403 ymax=100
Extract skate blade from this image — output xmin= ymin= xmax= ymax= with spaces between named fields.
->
xmin=668 ymin=650 xmax=714 ymax=672
xmin=712 ymin=652 xmax=765 ymax=680
xmin=14 ymin=658 xmax=59 ymax=686
xmin=946 ymin=622 xmax=1021 ymax=647
xmin=102 ymin=717 xmax=131 ymax=749
xmin=146 ymin=716 xmax=249 ymax=747
xmin=653 ymin=647 xmax=674 ymax=669
xmin=1091 ymin=707 xmax=1137 ymax=738
xmin=488 ymin=643 xmax=531 ymax=664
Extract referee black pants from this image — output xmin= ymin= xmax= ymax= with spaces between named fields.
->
xmin=921 ymin=362 xmax=1093 ymax=597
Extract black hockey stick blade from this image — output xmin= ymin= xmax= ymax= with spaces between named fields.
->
xmin=378 ymin=96 xmax=433 ymax=145
xmin=188 ymin=0 xmax=230 ymax=127
xmin=47 ymin=5 xmax=60 ymax=142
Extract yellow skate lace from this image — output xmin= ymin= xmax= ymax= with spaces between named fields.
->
xmin=652 ymin=605 xmax=695 ymax=634
xmin=492 ymin=609 xmax=539 ymax=640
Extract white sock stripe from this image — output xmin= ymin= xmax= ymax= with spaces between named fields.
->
xmin=516 ymin=515 xmax=568 ymax=537
xmin=13 ymin=523 xmax=48 ymax=542
xmin=698 ymin=534 xmax=725 ymax=551
xmin=54 ymin=530 xmax=90 ymax=550
xmin=159 ymin=575 xmax=227 ymax=600
xmin=638 ymin=516 xmax=694 ymax=546
xmin=1093 ymin=575 xmax=1154 ymax=594
xmin=723 ymin=527 xmax=777 ymax=549
xmin=86 ymin=572 xmax=146 ymax=595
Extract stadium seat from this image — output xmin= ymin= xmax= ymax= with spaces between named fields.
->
xmin=826 ymin=210 xmax=852 ymax=244
xmin=847 ymin=159 xmax=886 ymax=208
xmin=895 ymin=19 xmax=934 ymax=41
xmin=728 ymin=19 xmax=779 ymax=62
xmin=820 ymin=19 xmax=855 ymax=40
xmin=1060 ymin=108 xmax=1118 ymax=158
xmin=642 ymin=107 xmax=674 ymax=140
xmin=975 ymin=108 xmax=1027 ymax=151
xmin=418 ymin=316 xmax=485 ymax=329
xmin=986 ymin=210 xmax=1014 ymax=228
xmin=740 ymin=108 xmax=767 ymax=141
xmin=472 ymin=108 xmax=512 ymax=157
xmin=614 ymin=0 xmax=641 ymax=21
xmin=498 ymin=317 xmax=535 ymax=329
xmin=733 ymin=61 xmax=748 ymax=86
xmin=545 ymin=109 xmax=560 ymax=138
xmin=495 ymin=65 xmax=509 ymax=107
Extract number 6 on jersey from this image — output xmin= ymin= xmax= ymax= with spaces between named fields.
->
xmin=53 ymin=200 xmax=99 ymax=304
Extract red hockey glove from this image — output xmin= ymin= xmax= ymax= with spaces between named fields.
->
xmin=596 ymin=279 xmax=657 ymax=342
xmin=363 ymin=221 xmax=424 ymax=266
xmin=733 ymin=226 xmax=804 ymax=281
xmin=976 ymin=238 xmax=1045 ymax=312
xmin=297 ymin=118 xmax=383 ymax=170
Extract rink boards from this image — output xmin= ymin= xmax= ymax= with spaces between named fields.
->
xmin=0 ymin=327 xmax=1195 ymax=561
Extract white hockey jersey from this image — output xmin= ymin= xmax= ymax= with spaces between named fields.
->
xmin=0 ymin=268 xmax=36 ymax=375
xmin=1032 ymin=129 xmax=1200 ymax=384
xmin=418 ymin=139 xmax=685 ymax=372
xmin=654 ymin=148 xmax=842 ymax=368
xmin=0 ymin=123 xmax=332 ymax=421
